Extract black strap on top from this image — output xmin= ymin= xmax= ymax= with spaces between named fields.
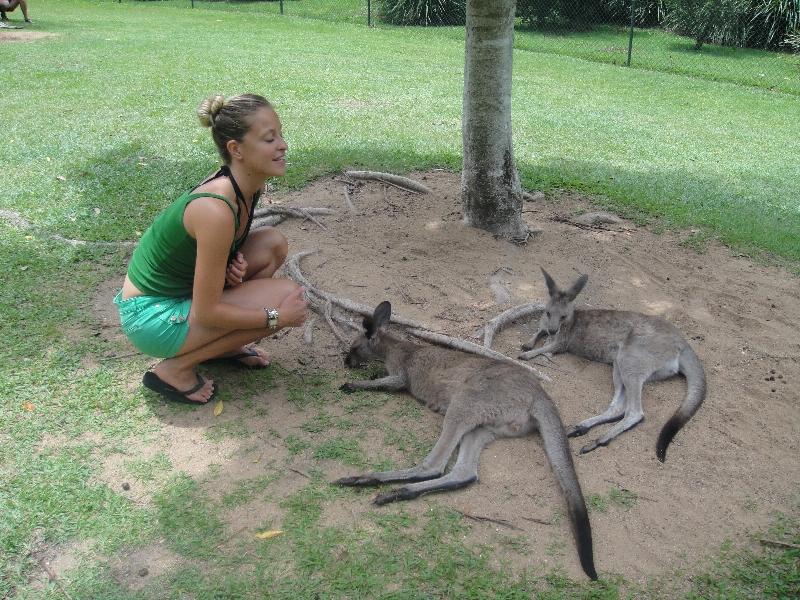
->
xmin=213 ymin=165 xmax=261 ymax=264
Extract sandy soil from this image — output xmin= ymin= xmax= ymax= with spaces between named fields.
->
xmin=66 ymin=169 xmax=799 ymax=591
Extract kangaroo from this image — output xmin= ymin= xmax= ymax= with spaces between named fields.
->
xmin=519 ymin=269 xmax=706 ymax=462
xmin=336 ymin=301 xmax=598 ymax=581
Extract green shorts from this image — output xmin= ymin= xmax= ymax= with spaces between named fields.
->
xmin=113 ymin=291 xmax=191 ymax=359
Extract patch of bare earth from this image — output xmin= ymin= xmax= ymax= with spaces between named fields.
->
xmin=0 ymin=30 xmax=55 ymax=43
xmin=82 ymin=169 xmax=798 ymax=589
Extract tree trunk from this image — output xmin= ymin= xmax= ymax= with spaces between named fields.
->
xmin=461 ymin=0 xmax=527 ymax=239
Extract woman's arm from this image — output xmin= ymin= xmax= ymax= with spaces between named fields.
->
xmin=185 ymin=197 xmax=270 ymax=330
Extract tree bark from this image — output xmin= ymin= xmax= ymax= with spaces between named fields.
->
xmin=461 ymin=0 xmax=527 ymax=238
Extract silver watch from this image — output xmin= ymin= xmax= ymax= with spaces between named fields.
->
xmin=266 ymin=308 xmax=279 ymax=329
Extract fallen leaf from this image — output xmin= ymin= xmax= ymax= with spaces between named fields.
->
xmin=23 ymin=402 xmax=35 ymax=411
xmin=255 ymin=530 xmax=283 ymax=539
xmin=20 ymin=266 xmax=28 ymax=271
xmin=253 ymin=454 xmax=261 ymax=463
xmin=213 ymin=400 xmax=223 ymax=417
xmin=94 ymin=207 xmax=101 ymax=214
xmin=56 ymin=175 xmax=67 ymax=182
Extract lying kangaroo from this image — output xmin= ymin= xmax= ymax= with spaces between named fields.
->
xmin=336 ymin=301 xmax=597 ymax=581
xmin=519 ymin=269 xmax=706 ymax=462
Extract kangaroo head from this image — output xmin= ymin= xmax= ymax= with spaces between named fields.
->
xmin=344 ymin=301 xmax=392 ymax=367
xmin=538 ymin=268 xmax=588 ymax=336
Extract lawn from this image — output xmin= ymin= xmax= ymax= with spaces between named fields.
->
xmin=0 ymin=1 xmax=798 ymax=598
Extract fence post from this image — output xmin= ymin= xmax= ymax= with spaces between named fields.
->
xmin=280 ymin=0 xmax=284 ymax=15
xmin=627 ymin=0 xmax=636 ymax=67
xmin=368 ymin=0 xmax=371 ymax=26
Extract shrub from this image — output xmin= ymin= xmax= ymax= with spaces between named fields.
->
xmin=377 ymin=0 xmax=466 ymax=26
xmin=516 ymin=0 xmax=603 ymax=30
xmin=663 ymin=0 xmax=752 ymax=49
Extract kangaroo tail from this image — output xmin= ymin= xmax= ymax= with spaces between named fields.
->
xmin=531 ymin=397 xmax=598 ymax=581
xmin=656 ymin=346 xmax=707 ymax=462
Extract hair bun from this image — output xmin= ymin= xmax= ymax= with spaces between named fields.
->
xmin=196 ymin=94 xmax=227 ymax=128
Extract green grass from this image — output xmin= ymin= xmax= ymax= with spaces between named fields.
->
xmin=1 ymin=1 xmax=799 ymax=598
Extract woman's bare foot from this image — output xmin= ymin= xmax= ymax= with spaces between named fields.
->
xmin=154 ymin=360 xmax=216 ymax=403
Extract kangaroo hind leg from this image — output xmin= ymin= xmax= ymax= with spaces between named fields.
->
xmin=373 ymin=427 xmax=496 ymax=505
xmin=579 ymin=363 xmax=645 ymax=455
xmin=335 ymin=416 xmax=474 ymax=489
xmin=567 ymin=361 xmax=627 ymax=438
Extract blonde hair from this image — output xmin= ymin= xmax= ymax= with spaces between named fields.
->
xmin=196 ymin=93 xmax=273 ymax=164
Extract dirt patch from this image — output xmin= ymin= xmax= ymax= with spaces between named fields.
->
xmin=0 ymin=29 xmax=56 ymax=43
xmin=91 ymin=169 xmax=799 ymax=586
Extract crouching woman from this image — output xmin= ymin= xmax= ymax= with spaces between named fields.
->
xmin=114 ymin=93 xmax=307 ymax=404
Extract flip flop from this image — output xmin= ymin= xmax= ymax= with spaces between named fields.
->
xmin=142 ymin=371 xmax=218 ymax=405
xmin=203 ymin=346 xmax=269 ymax=370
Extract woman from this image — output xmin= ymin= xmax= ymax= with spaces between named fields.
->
xmin=114 ymin=93 xmax=307 ymax=404
xmin=0 ymin=0 xmax=34 ymax=24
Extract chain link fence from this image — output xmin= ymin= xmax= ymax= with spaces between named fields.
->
xmin=171 ymin=0 xmax=798 ymax=94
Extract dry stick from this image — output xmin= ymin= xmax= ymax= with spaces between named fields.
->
xmin=521 ymin=517 xmax=552 ymax=525
xmin=344 ymin=170 xmax=432 ymax=194
xmin=33 ymin=554 xmax=74 ymax=600
xmin=303 ymin=316 xmax=316 ymax=346
xmin=407 ymin=328 xmax=551 ymax=382
xmin=325 ymin=300 xmax=351 ymax=347
xmin=287 ymin=467 xmax=311 ymax=478
xmin=393 ymin=280 xmax=411 ymax=303
xmin=476 ymin=302 xmax=545 ymax=349
xmin=759 ymin=539 xmax=800 ymax=550
xmin=286 ymin=251 xmax=431 ymax=330
xmin=343 ymin=185 xmax=356 ymax=213
xmin=453 ymin=509 xmax=524 ymax=531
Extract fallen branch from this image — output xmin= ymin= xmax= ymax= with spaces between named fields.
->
xmin=344 ymin=171 xmax=431 ymax=194
xmin=408 ymin=328 xmax=550 ymax=382
xmin=476 ymin=301 xmax=545 ymax=349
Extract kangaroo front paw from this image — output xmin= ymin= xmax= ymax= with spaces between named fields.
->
xmin=339 ymin=383 xmax=358 ymax=394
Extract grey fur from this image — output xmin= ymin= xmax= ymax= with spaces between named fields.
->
xmin=336 ymin=301 xmax=597 ymax=581
xmin=519 ymin=269 xmax=706 ymax=462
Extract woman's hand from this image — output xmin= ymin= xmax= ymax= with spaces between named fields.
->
xmin=226 ymin=252 xmax=248 ymax=287
xmin=277 ymin=286 xmax=308 ymax=328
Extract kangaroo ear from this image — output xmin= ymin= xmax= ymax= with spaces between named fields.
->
xmin=373 ymin=301 xmax=392 ymax=328
xmin=362 ymin=316 xmax=378 ymax=339
xmin=566 ymin=274 xmax=589 ymax=301
xmin=540 ymin=268 xmax=559 ymax=297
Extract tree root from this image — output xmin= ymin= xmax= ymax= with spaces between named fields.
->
xmin=286 ymin=251 xmax=550 ymax=382
xmin=343 ymin=171 xmax=432 ymax=194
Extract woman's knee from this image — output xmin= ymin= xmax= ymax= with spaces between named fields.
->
xmin=245 ymin=227 xmax=288 ymax=274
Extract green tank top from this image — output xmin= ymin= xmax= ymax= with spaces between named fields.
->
xmin=127 ymin=190 xmax=240 ymax=298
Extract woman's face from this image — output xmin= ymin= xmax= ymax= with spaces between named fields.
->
xmin=239 ymin=107 xmax=288 ymax=179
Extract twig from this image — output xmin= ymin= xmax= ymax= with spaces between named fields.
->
xmin=344 ymin=170 xmax=431 ymax=194
xmin=286 ymin=467 xmax=310 ymax=478
xmin=325 ymin=300 xmax=351 ymax=347
xmin=454 ymin=509 xmax=524 ymax=531
xmin=393 ymin=280 xmax=411 ymax=303
xmin=758 ymin=538 xmax=800 ymax=550
xmin=33 ymin=553 xmax=74 ymax=600
xmin=303 ymin=316 xmax=316 ymax=346
xmin=520 ymin=517 xmax=552 ymax=525
xmin=343 ymin=185 xmax=356 ymax=213
xmin=350 ymin=508 xmax=361 ymax=528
